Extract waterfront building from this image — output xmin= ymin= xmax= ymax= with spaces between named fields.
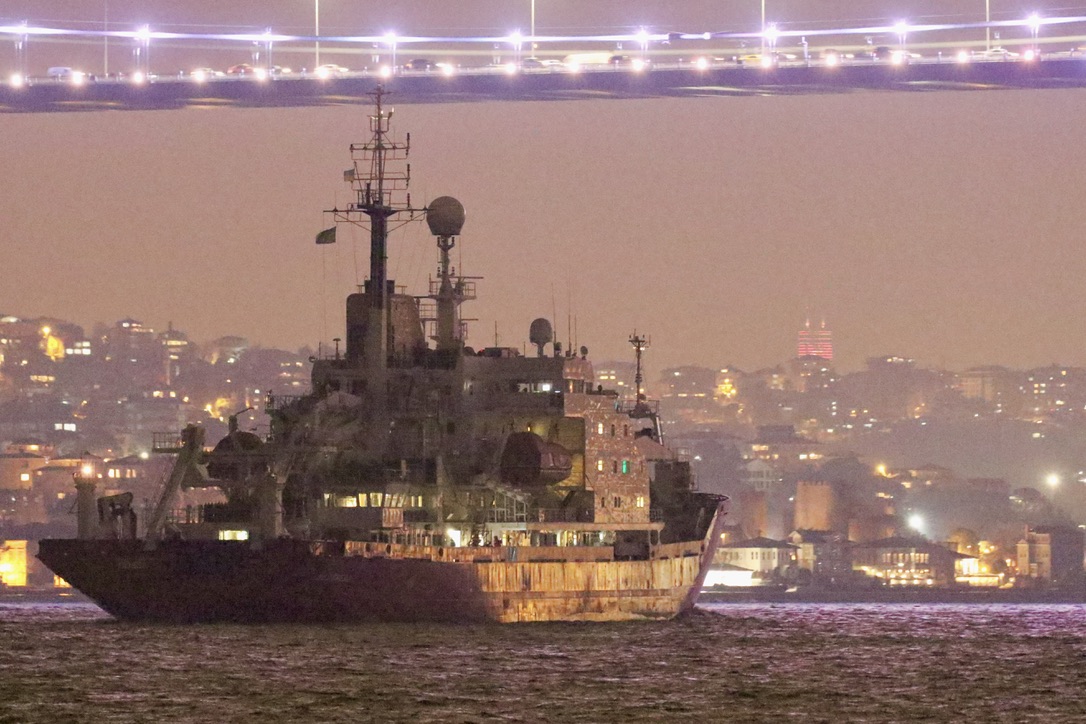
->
xmin=713 ymin=536 xmax=798 ymax=584
xmin=852 ymin=536 xmax=969 ymax=587
xmin=788 ymin=529 xmax=851 ymax=582
xmin=1016 ymin=525 xmax=1085 ymax=586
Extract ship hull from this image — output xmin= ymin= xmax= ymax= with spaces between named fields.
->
xmin=38 ymin=504 xmax=727 ymax=624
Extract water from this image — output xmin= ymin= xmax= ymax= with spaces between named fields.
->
xmin=2 ymin=601 xmax=1085 ymax=723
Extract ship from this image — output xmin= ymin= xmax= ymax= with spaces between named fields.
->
xmin=38 ymin=89 xmax=729 ymax=623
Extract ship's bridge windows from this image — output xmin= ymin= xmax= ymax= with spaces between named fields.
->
xmin=565 ymin=379 xmax=586 ymax=394
xmin=218 ymin=529 xmax=249 ymax=541
xmin=337 ymin=495 xmax=358 ymax=508
xmin=369 ymin=492 xmax=384 ymax=507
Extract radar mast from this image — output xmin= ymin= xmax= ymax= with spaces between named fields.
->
xmin=328 ymin=87 xmax=419 ymax=449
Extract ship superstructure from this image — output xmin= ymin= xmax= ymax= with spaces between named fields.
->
xmin=38 ymin=89 xmax=728 ymax=623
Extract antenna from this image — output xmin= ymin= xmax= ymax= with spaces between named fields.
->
xmin=629 ymin=331 xmax=651 ymax=406
xmin=321 ymin=86 xmax=420 ymax=453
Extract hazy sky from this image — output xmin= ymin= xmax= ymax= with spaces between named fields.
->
xmin=3 ymin=2 xmax=1086 ymax=374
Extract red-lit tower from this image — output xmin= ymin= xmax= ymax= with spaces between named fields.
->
xmin=797 ymin=317 xmax=833 ymax=361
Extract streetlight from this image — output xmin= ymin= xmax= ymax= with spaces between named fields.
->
xmin=510 ymin=30 xmax=522 ymax=65
xmin=637 ymin=27 xmax=650 ymax=60
xmin=133 ymin=25 xmax=151 ymax=77
xmin=263 ymin=28 xmax=274 ymax=71
xmin=1028 ymin=13 xmax=1042 ymax=54
xmin=763 ymin=23 xmax=779 ymax=64
xmin=894 ymin=20 xmax=908 ymax=51
xmin=385 ymin=32 xmax=398 ymax=72
xmin=985 ymin=0 xmax=991 ymax=51
xmin=760 ymin=0 xmax=766 ymax=55
xmin=103 ymin=1 xmax=108 ymax=75
xmin=13 ymin=21 xmax=28 ymax=81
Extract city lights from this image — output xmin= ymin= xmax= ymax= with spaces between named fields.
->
xmin=908 ymin=514 xmax=925 ymax=533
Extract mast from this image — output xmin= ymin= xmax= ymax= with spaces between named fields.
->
xmin=331 ymin=87 xmax=415 ymax=449
xmin=629 ymin=332 xmax=650 ymax=410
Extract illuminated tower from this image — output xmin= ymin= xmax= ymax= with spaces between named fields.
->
xmin=797 ymin=317 xmax=833 ymax=361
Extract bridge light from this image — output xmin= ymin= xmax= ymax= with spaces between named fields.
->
xmin=1027 ymin=13 xmax=1042 ymax=53
xmin=9 ymin=73 xmax=24 ymax=88
xmin=894 ymin=20 xmax=909 ymax=51
xmin=131 ymin=71 xmax=146 ymax=84
xmin=379 ymin=65 xmax=392 ymax=79
xmin=384 ymin=31 xmax=398 ymax=71
xmin=694 ymin=56 xmax=709 ymax=71
xmin=956 ymin=49 xmax=971 ymax=63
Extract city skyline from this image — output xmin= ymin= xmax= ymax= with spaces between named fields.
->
xmin=4 ymin=4 xmax=1086 ymax=373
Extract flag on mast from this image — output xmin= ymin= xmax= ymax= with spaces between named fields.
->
xmin=315 ymin=227 xmax=337 ymax=245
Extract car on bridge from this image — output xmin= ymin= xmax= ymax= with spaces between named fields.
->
xmin=314 ymin=64 xmax=349 ymax=79
xmin=190 ymin=68 xmax=224 ymax=82
xmin=735 ymin=53 xmax=775 ymax=68
xmin=973 ymin=47 xmax=1019 ymax=60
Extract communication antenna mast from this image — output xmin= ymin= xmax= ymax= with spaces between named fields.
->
xmin=325 ymin=87 xmax=421 ymax=447
xmin=629 ymin=332 xmax=650 ymax=406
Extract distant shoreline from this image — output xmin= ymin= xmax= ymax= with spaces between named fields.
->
xmin=0 ymin=589 xmax=89 ymax=604
xmin=700 ymin=587 xmax=1086 ymax=605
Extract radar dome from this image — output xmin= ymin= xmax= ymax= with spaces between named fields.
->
xmin=529 ymin=318 xmax=553 ymax=357
xmin=426 ymin=196 xmax=466 ymax=237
